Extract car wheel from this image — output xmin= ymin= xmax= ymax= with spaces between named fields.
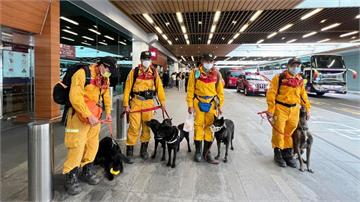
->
xmin=236 ymin=87 xmax=240 ymax=93
xmin=316 ymin=92 xmax=325 ymax=97
xmin=244 ymin=88 xmax=248 ymax=96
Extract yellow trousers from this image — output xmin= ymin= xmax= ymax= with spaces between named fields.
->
xmin=126 ymin=98 xmax=154 ymax=145
xmin=271 ymin=104 xmax=300 ymax=149
xmin=194 ymin=98 xmax=217 ymax=142
xmin=63 ymin=108 xmax=101 ymax=174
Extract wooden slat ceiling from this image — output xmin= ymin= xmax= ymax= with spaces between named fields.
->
xmin=112 ymin=0 xmax=302 ymax=14
xmin=111 ymin=0 xmax=360 ymax=58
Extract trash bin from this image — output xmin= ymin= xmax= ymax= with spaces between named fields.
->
xmin=28 ymin=121 xmax=54 ymax=202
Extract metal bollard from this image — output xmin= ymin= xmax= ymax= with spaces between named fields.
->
xmin=28 ymin=121 xmax=54 ymax=202
xmin=116 ymin=98 xmax=127 ymax=140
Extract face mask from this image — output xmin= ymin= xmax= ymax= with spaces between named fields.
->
xmin=101 ymin=71 xmax=111 ymax=78
xmin=288 ymin=66 xmax=301 ymax=75
xmin=142 ymin=60 xmax=151 ymax=68
xmin=203 ymin=63 xmax=213 ymax=70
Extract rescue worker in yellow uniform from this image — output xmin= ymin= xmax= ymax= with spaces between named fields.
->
xmin=187 ymin=53 xmax=224 ymax=164
xmin=123 ymin=51 xmax=166 ymax=160
xmin=63 ymin=56 xmax=116 ymax=195
xmin=266 ymin=58 xmax=311 ymax=168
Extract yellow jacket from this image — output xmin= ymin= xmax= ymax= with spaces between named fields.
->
xmin=69 ymin=64 xmax=112 ymax=118
xmin=186 ymin=66 xmax=224 ymax=108
xmin=123 ymin=66 xmax=166 ymax=107
xmin=266 ymin=70 xmax=311 ymax=113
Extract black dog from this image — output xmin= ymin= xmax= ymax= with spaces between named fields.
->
xmin=292 ymin=107 xmax=313 ymax=173
xmin=158 ymin=124 xmax=181 ymax=168
xmin=94 ymin=137 xmax=132 ymax=180
xmin=211 ymin=116 xmax=235 ymax=163
xmin=146 ymin=119 xmax=168 ymax=161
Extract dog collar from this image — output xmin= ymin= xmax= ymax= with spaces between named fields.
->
xmin=110 ymin=168 xmax=120 ymax=175
xmin=210 ymin=122 xmax=226 ymax=133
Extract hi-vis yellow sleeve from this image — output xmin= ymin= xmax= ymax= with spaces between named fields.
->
xmin=123 ymin=69 xmax=134 ymax=107
xmin=69 ymin=69 xmax=92 ymax=118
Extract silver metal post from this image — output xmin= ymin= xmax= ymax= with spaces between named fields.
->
xmin=116 ymin=98 xmax=127 ymax=140
xmin=28 ymin=121 xmax=54 ymax=202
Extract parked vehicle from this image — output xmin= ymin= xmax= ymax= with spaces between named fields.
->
xmin=237 ymin=73 xmax=270 ymax=96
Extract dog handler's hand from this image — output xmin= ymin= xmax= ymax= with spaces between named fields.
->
xmin=123 ymin=106 xmax=130 ymax=113
xmin=306 ymin=112 xmax=311 ymax=120
xmin=218 ymin=108 xmax=223 ymax=115
xmin=161 ymin=105 xmax=166 ymax=111
xmin=188 ymin=107 xmax=194 ymax=114
xmin=106 ymin=114 xmax=112 ymax=122
xmin=88 ymin=115 xmax=99 ymax=126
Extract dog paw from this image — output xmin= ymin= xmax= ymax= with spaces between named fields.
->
xmin=166 ymin=163 xmax=171 ymax=167
xmin=307 ymin=169 xmax=314 ymax=173
xmin=231 ymin=147 xmax=234 ymax=150
xmin=223 ymin=159 xmax=228 ymax=163
xmin=188 ymin=149 xmax=192 ymax=153
xmin=299 ymin=168 xmax=305 ymax=172
xmin=161 ymin=157 xmax=166 ymax=161
xmin=215 ymin=156 xmax=220 ymax=160
xmin=151 ymin=155 xmax=156 ymax=159
xmin=171 ymin=164 xmax=176 ymax=168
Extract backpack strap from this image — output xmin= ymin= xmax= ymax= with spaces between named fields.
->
xmin=277 ymin=72 xmax=285 ymax=95
xmin=130 ymin=66 xmax=157 ymax=98
xmin=83 ymin=65 xmax=91 ymax=87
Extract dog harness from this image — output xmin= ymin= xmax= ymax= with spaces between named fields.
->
xmin=167 ymin=130 xmax=180 ymax=144
xmin=210 ymin=122 xmax=226 ymax=134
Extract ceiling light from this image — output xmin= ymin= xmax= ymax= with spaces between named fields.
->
xmin=240 ymin=23 xmax=249 ymax=32
xmin=301 ymin=8 xmax=323 ymax=20
xmin=181 ymin=56 xmax=186 ymax=61
xmin=321 ymin=23 xmax=341 ymax=31
xmin=88 ymin=28 xmax=101 ymax=35
xmin=356 ymin=14 xmax=360 ymax=19
xmin=175 ymin=38 xmax=179 ymax=41
xmin=224 ymin=57 xmax=231 ymax=61
xmin=181 ymin=25 xmax=187 ymax=34
xmin=233 ymin=33 xmax=240 ymax=39
xmin=267 ymin=32 xmax=277 ymax=39
xmin=207 ymin=40 xmax=211 ymax=44
xmin=214 ymin=11 xmax=221 ymax=23
xmin=165 ymin=22 xmax=170 ymax=26
xmin=351 ymin=36 xmax=357 ymax=39
xmin=191 ymin=56 xmax=194 ymax=61
xmin=249 ymin=10 xmax=263 ymax=22
xmin=209 ymin=33 xmax=213 ymax=39
xmin=2 ymin=32 xmax=13 ymax=37
xmin=65 ymin=26 xmax=71 ymax=29
xmin=211 ymin=25 xmax=216 ymax=33
xmin=256 ymin=39 xmax=264 ymax=44
xmin=303 ymin=31 xmax=317 ymax=38
xmin=184 ymin=34 xmax=189 ymax=40
xmin=82 ymin=36 xmax=94 ymax=41
xmin=155 ymin=26 xmax=163 ymax=34
xmin=93 ymin=25 xmax=97 ymax=28
xmin=340 ymin=31 xmax=359 ymax=38
xmin=286 ymin=39 xmax=297 ymax=43
xmin=61 ymin=36 xmax=74 ymax=41
xmin=162 ymin=34 xmax=168 ymax=40
xmin=81 ymin=42 xmax=91 ymax=46
xmin=176 ymin=12 xmax=183 ymax=23
xmin=281 ymin=37 xmax=286 ymax=40
xmin=142 ymin=13 xmax=154 ymax=24
xmin=350 ymin=39 xmax=360 ymax=43
xmin=279 ymin=24 xmax=293 ymax=32
xmin=60 ymin=16 xmax=79 ymax=25
xmin=167 ymin=40 xmax=172 ymax=45
xmin=232 ymin=20 xmax=237 ymax=24
xmin=98 ymin=42 xmax=107 ymax=45
xmin=198 ymin=37 xmax=201 ymax=40
xmin=186 ymin=40 xmax=190 ymax=45
xmin=228 ymin=39 xmax=234 ymax=44
xmin=198 ymin=21 xmax=202 ymax=25
xmin=214 ymin=56 xmax=217 ymax=59
xmin=62 ymin=29 xmax=78 ymax=36
xmin=320 ymin=19 xmax=327 ymax=23
xmin=118 ymin=41 xmax=127 ymax=46
xmin=317 ymin=38 xmax=330 ymax=43
xmin=104 ymin=35 xmax=114 ymax=40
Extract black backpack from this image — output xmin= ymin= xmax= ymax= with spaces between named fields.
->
xmin=53 ymin=64 xmax=91 ymax=123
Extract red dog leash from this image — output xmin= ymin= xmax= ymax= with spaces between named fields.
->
xmin=257 ymin=111 xmax=285 ymax=135
xmin=120 ymin=106 xmax=171 ymax=119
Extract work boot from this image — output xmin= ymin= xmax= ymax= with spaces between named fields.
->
xmin=203 ymin=141 xmax=219 ymax=164
xmin=274 ymin=148 xmax=286 ymax=167
xmin=126 ymin=145 xmax=134 ymax=157
xmin=80 ymin=163 xmax=100 ymax=185
xmin=140 ymin=142 xmax=149 ymax=160
xmin=64 ymin=167 xmax=82 ymax=195
xmin=282 ymin=148 xmax=297 ymax=168
xmin=194 ymin=141 xmax=202 ymax=162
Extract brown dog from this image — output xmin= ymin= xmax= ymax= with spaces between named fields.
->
xmin=292 ymin=107 xmax=314 ymax=173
